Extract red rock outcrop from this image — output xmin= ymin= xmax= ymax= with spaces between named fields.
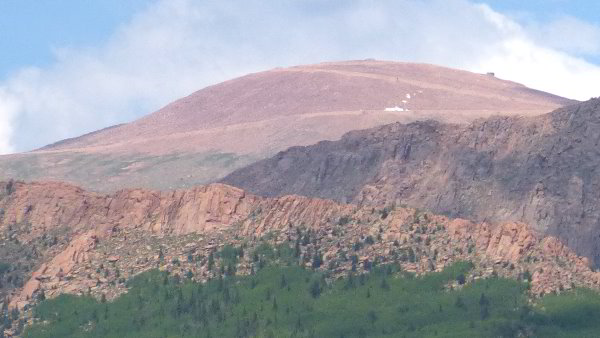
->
xmin=0 ymin=181 xmax=257 ymax=239
xmin=2 ymin=180 xmax=600 ymax=309
xmin=446 ymin=219 xmax=599 ymax=294
xmin=447 ymin=220 xmax=537 ymax=263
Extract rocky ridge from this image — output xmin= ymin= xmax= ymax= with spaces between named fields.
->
xmin=1 ymin=179 xmax=599 ymax=325
xmin=222 ymin=98 xmax=600 ymax=266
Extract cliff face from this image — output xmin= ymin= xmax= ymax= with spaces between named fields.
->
xmin=0 ymin=180 xmax=256 ymax=237
xmin=1 ymin=180 xmax=600 ymax=312
xmin=222 ymin=98 xmax=600 ymax=265
xmin=0 ymin=181 xmax=351 ymax=308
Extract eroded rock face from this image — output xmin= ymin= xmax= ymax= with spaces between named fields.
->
xmin=0 ymin=181 xmax=257 ymax=238
xmin=0 ymin=181 xmax=258 ymax=309
xmin=2 ymin=180 xmax=600 ymax=312
xmin=0 ymin=181 xmax=360 ymax=307
xmin=222 ymin=98 xmax=600 ymax=265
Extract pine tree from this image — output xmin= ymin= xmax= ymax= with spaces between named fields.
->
xmin=37 ymin=289 xmax=46 ymax=301
xmin=295 ymin=239 xmax=301 ymax=258
xmin=408 ymin=248 xmax=416 ymax=263
xmin=226 ymin=262 xmax=236 ymax=276
xmin=363 ymin=259 xmax=372 ymax=271
xmin=309 ymin=280 xmax=321 ymax=298
xmin=302 ymin=233 xmax=310 ymax=246
xmin=479 ymin=293 xmax=489 ymax=306
xmin=345 ymin=272 xmax=355 ymax=289
xmin=208 ymin=252 xmax=215 ymax=271
xmin=480 ymin=304 xmax=489 ymax=320
xmin=380 ymin=278 xmax=389 ymax=290
xmin=312 ymin=252 xmax=323 ymax=269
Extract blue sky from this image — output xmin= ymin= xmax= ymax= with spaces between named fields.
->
xmin=486 ymin=0 xmax=600 ymax=23
xmin=0 ymin=1 xmax=150 ymax=78
xmin=1 ymin=0 xmax=600 ymax=154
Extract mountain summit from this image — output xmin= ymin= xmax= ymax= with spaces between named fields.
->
xmin=0 ymin=60 xmax=572 ymax=192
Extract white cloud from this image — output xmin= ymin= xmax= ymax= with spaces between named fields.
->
xmin=470 ymin=4 xmax=600 ymax=101
xmin=527 ymin=16 xmax=600 ymax=57
xmin=0 ymin=88 xmax=19 ymax=154
xmin=0 ymin=0 xmax=600 ymax=154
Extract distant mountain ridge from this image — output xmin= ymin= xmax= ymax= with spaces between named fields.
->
xmin=0 ymin=60 xmax=572 ymax=192
xmin=222 ymin=98 xmax=600 ymax=266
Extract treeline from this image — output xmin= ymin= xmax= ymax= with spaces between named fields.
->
xmin=21 ymin=244 xmax=600 ymax=338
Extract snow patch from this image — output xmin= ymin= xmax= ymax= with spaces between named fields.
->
xmin=384 ymin=106 xmax=405 ymax=112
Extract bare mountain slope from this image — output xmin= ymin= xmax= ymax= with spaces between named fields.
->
xmin=222 ymin=98 xmax=600 ymax=265
xmin=0 ymin=60 xmax=572 ymax=191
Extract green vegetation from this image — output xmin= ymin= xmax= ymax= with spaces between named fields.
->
xmin=20 ymin=255 xmax=600 ymax=338
xmin=0 ymin=263 xmax=10 ymax=275
xmin=530 ymin=288 xmax=600 ymax=337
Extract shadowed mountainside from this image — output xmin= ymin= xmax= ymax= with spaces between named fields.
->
xmin=222 ymin=98 xmax=600 ymax=265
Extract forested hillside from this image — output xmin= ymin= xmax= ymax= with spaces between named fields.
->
xmin=22 ymin=258 xmax=600 ymax=338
